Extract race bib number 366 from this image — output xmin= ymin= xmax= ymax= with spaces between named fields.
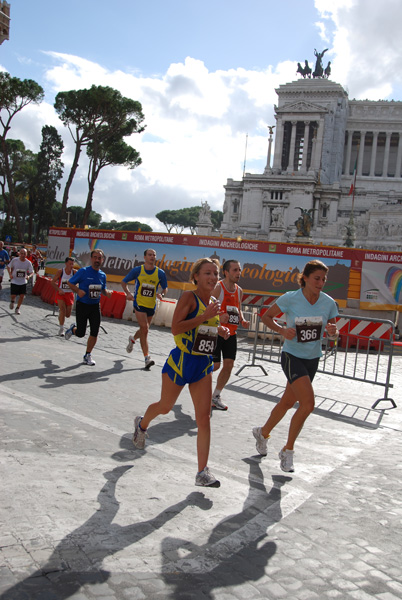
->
xmin=295 ymin=317 xmax=322 ymax=343
xmin=193 ymin=325 xmax=218 ymax=355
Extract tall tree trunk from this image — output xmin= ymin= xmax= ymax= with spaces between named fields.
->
xmin=59 ymin=141 xmax=82 ymax=226
xmin=2 ymin=149 xmax=23 ymax=241
xmin=82 ymin=158 xmax=99 ymax=227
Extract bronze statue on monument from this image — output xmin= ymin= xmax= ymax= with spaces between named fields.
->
xmin=296 ymin=49 xmax=330 ymax=80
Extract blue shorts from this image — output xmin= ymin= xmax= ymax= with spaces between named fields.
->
xmin=162 ymin=347 xmax=213 ymax=386
xmin=134 ymin=303 xmax=155 ymax=317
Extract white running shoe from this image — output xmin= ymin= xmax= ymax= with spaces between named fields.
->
xmin=279 ymin=448 xmax=295 ymax=472
xmin=144 ymin=357 xmax=155 ymax=370
xmin=9 ymin=300 xmax=14 ymax=309
xmin=58 ymin=325 xmax=65 ymax=336
xmin=252 ymin=427 xmax=269 ymax=456
xmin=133 ymin=416 xmax=148 ymax=449
xmin=126 ymin=335 xmax=135 ymax=353
xmin=211 ymin=394 xmax=228 ymax=411
xmin=15 ymin=307 xmax=20 ymax=315
xmin=83 ymin=353 xmax=96 ymax=366
xmin=65 ymin=323 xmax=76 ymax=340
xmin=195 ymin=466 xmax=220 ymax=487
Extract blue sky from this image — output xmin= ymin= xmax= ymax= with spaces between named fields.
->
xmin=1 ymin=0 xmax=402 ymax=230
xmin=3 ymin=1 xmax=325 ymax=79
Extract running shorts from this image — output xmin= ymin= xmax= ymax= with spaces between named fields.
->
xmin=281 ymin=351 xmax=320 ymax=384
xmin=162 ymin=347 xmax=213 ymax=386
xmin=76 ymin=302 xmax=101 ymax=338
xmin=134 ymin=303 xmax=155 ymax=317
xmin=10 ymin=283 xmax=27 ymax=296
xmin=56 ymin=291 xmax=75 ymax=307
xmin=212 ymin=334 xmax=237 ymax=363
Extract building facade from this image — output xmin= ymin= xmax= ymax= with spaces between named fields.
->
xmin=0 ymin=1 xmax=10 ymax=45
xmin=219 ymin=78 xmax=402 ymax=250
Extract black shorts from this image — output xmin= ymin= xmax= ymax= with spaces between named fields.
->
xmin=10 ymin=283 xmax=27 ymax=296
xmin=76 ymin=302 xmax=101 ymax=338
xmin=134 ymin=303 xmax=155 ymax=317
xmin=212 ymin=334 xmax=237 ymax=363
xmin=281 ymin=352 xmax=319 ymax=384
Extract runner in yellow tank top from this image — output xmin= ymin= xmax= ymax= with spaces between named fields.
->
xmin=132 ymin=258 xmax=230 ymax=487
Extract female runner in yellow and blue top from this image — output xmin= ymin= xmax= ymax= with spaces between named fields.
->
xmin=132 ymin=258 xmax=230 ymax=487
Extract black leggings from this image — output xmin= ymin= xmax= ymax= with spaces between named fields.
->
xmin=76 ymin=302 xmax=101 ymax=338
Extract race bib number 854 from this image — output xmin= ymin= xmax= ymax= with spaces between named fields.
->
xmin=193 ymin=325 xmax=218 ymax=355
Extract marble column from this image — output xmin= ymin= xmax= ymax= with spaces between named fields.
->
xmin=272 ymin=117 xmax=284 ymax=171
xmin=369 ymin=131 xmax=379 ymax=176
xmin=265 ymin=128 xmax=274 ymax=172
xmin=300 ymin=121 xmax=310 ymax=172
xmin=344 ymin=130 xmax=353 ymax=175
xmin=287 ymin=121 xmax=297 ymax=172
xmin=395 ymin=133 xmax=402 ymax=178
xmin=357 ymin=132 xmax=366 ymax=175
xmin=382 ymin=131 xmax=391 ymax=177
xmin=312 ymin=119 xmax=324 ymax=170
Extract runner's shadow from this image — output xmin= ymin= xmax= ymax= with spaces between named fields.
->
xmin=39 ymin=360 xmax=126 ymax=388
xmin=0 ymin=464 xmax=213 ymax=600
xmin=160 ymin=458 xmax=291 ymax=598
xmin=0 ymin=360 xmax=82 ymax=385
xmin=112 ymin=404 xmax=198 ymax=463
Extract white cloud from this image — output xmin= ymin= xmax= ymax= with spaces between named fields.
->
xmin=5 ymin=1 xmax=402 ymax=231
xmin=6 ymin=52 xmax=282 ymax=228
xmin=315 ymin=0 xmax=402 ymax=98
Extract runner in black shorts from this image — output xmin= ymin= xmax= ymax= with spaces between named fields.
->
xmin=211 ymin=260 xmax=249 ymax=410
xmin=64 ymin=249 xmax=112 ymax=366
xmin=252 ymin=260 xmax=338 ymax=473
xmin=121 ymin=249 xmax=168 ymax=370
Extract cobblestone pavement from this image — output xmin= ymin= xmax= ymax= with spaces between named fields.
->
xmin=1 ymin=283 xmax=402 ymax=600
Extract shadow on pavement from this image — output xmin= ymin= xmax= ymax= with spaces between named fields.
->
xmin=160 ymin=458 xmax=290 ymax=599
xmin=227 ymin=379 xmax=385 ymax=429
xmin=112 ymin=404 xmax=198 ymax=464
xmin=0 ymin=470 xmax=212 ymax=599
xmin=0 ymin=359 xmax=139 ymax=389
xmin=0 ymin=404 xmax=202 ymax=599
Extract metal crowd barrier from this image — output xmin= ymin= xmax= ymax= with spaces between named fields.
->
xmin=236 ymin=295 xmax=398 ymax=410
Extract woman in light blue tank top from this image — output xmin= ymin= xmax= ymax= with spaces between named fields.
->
xmin=252 ymin=260 xmax=339 ymax=474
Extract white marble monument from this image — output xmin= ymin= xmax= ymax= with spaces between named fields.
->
xmin=219 ymin=76 xmax=402 ymax=250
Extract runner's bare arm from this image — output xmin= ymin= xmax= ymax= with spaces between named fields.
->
xmin=171 ymin=292 xmax=221 ymax=336
xmin=261 ymin=303 xmax=296 ymax=340
xmin=121 ymin=280 xmax=134 ymax=301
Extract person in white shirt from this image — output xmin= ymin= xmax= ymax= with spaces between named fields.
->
xmin=8 ymin=248 xmax=34 ymax=315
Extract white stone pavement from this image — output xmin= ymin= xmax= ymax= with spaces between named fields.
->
xmin=1 ymin=285 xmax=402 ymax=600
